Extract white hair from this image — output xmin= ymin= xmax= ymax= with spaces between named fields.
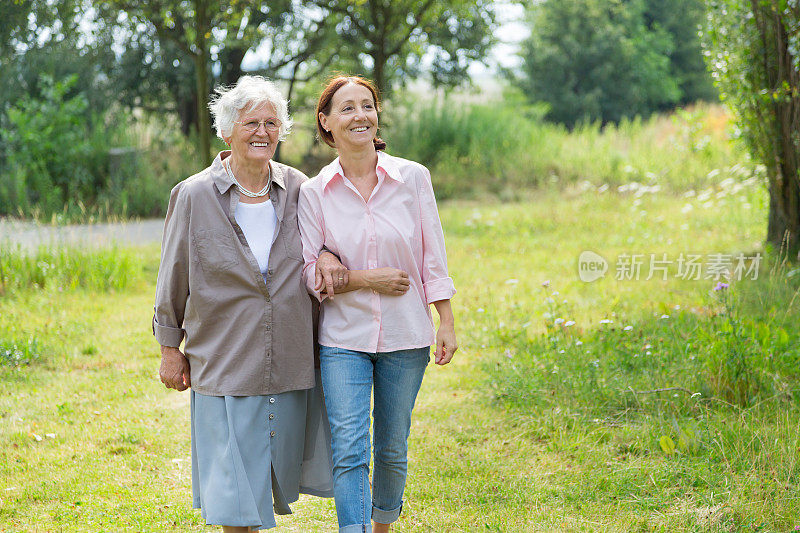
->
xmin=209 ymin=75 xmax=293 ymax=141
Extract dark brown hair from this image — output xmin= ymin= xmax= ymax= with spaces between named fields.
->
xmin=316 ymin=75 xmax=387 ymax=150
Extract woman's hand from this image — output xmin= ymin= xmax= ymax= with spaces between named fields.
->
xmin=434 ymin=321 xmax=458 ymax=365
xmin=432 ymin=300 xmax=457 ymax=365
xmin=315 ymin=251 xmax=349 ymax=299
xmin=159 ymin=346 xmax=191 ymax=391
xmin=364 ymin=268 xmax=411 ymax=295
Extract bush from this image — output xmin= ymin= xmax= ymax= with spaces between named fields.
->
xmin=0 ymin=75 xmax=108 ymax=216
xmin=384 ymin=96 xmax=756 ymax=199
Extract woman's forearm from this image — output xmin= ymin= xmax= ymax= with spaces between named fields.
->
xmin=432 ymin=299 xmax=454 ymax=325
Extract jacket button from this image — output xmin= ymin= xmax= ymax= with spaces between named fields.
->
xmin=269 ymin=413 xmax=275 ymax=420
xmin=270 ymin=431 xmax=276 ymax=437
xmin=269 ymin=397 xmax=275 ymax=404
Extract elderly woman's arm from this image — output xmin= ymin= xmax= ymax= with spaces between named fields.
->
xmin=153 ymin=183 xmax=192 ymax=391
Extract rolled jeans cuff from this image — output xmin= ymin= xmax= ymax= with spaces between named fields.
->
xmin=339 ymin=524 xmax=372 ymax=533
xmin=372 ymin=502 xmax=402 ymax=524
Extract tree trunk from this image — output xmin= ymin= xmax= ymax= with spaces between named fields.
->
xmin=220 ymin=46 xmax=246 ymax=87
xmin=371 ymin=50 xmax=387 ymax=98
xmin=194 ymin=0 xmax=212 ymax=166
xmin=755 ymin=2 xmax=800 ymax=255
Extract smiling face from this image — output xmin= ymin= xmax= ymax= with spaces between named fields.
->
xmin=224 ymin=102 xmax=280 ymax=165
xmin=318 ymin=83 xmax=379 ymax=151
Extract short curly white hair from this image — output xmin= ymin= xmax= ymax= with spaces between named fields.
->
xmin=209 ymin=75 xmax=293 ymax=141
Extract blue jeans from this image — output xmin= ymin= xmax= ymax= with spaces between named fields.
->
xmin=319 ymin=345 xmax=430 ymax=533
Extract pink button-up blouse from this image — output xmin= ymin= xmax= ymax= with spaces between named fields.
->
xmin=298 ymin=151 xmax=456 ymax=353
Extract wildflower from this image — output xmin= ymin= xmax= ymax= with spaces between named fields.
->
xmin=541 ymin=280 xmax=550 ymax=288
xmin=659 ymin=314 xmax=670 ymax=319
xmin=554 ymin=318 xmax=565 ymax=325
xmin=646 ymin=351 xmax=652 ymax=356
xmin=558 ymin=349 xmax=565 ymax=354
xmin=543 ymin=312 xmax=553 ymax=319
xmin=599 ymin=319 xmax=614 ymax=324
xmin=477 ymin=308 xmax=485 ymax=313
xmin=552 ymin=291 xmax=559 ymax=296
xmin=575 ymin=340 xmax=583 ymax=346
xmin=505 ymin=278 xmax=519 ymax=285
xmin=564 ymin=320 xmax=576 ymax=327
xmin=713 ymin=282 xmax=729 ymax=291
xmin=623 ymin=325 xmax=633 ymax=331
xmin=645 ymin=344 xmax=652 ymax=349
xmin=545 ymin=297 xmax=555 ymax=304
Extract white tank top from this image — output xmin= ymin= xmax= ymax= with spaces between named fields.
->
xmin=234 ymin=200 xmax=277 ymax=282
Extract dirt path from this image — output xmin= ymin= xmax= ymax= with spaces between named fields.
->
xmin=0 ymin=219 xmax=164 ymax=250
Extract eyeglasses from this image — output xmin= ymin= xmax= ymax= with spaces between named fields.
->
xmin=234 ymin=118 xmax=281 ymax=133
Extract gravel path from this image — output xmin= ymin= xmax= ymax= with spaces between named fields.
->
xmin=0 ymin=219 xmax=164 ymax=250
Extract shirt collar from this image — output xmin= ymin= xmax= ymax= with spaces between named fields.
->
xmin=212 ymin=150 xmax=285 ymax=195
xmin=319 ymin=150 xmax=404 ymax=191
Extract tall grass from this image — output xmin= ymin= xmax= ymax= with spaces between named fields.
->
xmin=0 ymin=244 xmax=144 ymax=295
xmin=384 ymin=96 xmax=757 ymax=199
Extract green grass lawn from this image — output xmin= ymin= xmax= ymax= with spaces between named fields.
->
xmin=2 ymin=179 xmax=798 ymax=531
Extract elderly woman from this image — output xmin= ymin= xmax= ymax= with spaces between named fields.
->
xmin=153 ymin=75 xmax=342 ymax=532
xmin=298 ymin=76 xmax=458 ymax=533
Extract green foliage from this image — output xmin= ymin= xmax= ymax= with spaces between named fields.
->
xmin=309 ymin=0 xmax=496 ymax=94
xmin=514 ymin=0 xmax=711 ymax=126
xmin=0 ymin=245 xmax=144 ymax=295
xmin=0 ymin=75 xmax=106 ymax=216
xmin=0 ymin=73 xmax=190 ymax=220
xmin=385 ymin=96 xmax=755 ymax=199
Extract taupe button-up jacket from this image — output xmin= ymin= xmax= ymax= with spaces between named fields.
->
xmin=153 ymin=151 xmax=316 ymax=396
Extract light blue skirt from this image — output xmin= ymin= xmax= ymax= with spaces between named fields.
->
xmin=190 ymin=370 xmax=333 ymax=529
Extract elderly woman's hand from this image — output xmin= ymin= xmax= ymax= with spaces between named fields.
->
xmin=315 ymin=251 xmax=349 ymax=299
xmin=160 ymin=346 xmax=191 ymax=391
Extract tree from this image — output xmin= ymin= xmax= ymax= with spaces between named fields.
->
xmin=311 ymin=0 xmax=496 ymax=96
xmin=102 ymin=1 xmax=347 ymax=163
xmin=514 ymin=0 xmax=680 ymax=127
xmin=641 ymin=0 xmax=717 ymax=105
xmin=702 ymin=0 xmax=800 ymax=253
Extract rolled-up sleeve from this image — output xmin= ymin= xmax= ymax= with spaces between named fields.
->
xmin=297 ymin=185 xmax=327 ymax=302
xmin=418 ymin=167 xmax=456 ymax=304
xmin=152 ymin=183 xmax=190 ymax=347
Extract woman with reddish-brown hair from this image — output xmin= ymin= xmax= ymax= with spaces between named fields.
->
xmin=297 ymin=75 xmax=458 ymax=533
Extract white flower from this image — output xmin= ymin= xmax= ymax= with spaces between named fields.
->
xmin=541 ymin=280 xmax=550 ymax=288
xmin=477 ymin=308 xmax=485 ymax=313
xmin=645 ymin=344 xmax=652 ymax=349
xmin=623 ymin=325 xmax=633 ymax=331
xmin=599 ymin=319 xmax=614 ymax=324
xmin=646 ymin=351 xmax=652 ymax=356
xmin=505 ymin=278 xmax=519 ymax=285
xmin=575 ymin=340 xmax=583 ymax=346
xmin=554 ymin=318 xmax=565 ymax=325
xmin=564 ymin=320 xmax=576 ymax=327
xmin=659 ymin=314 xmax=670 ymax=319
xmin=558 ymin=349 xmax=565 ymax=354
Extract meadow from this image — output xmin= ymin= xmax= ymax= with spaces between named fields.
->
xmin=2 ymin=103 xmax=798 ymax=531
xmin=2 ymin=173 xmax=797 ymax=530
